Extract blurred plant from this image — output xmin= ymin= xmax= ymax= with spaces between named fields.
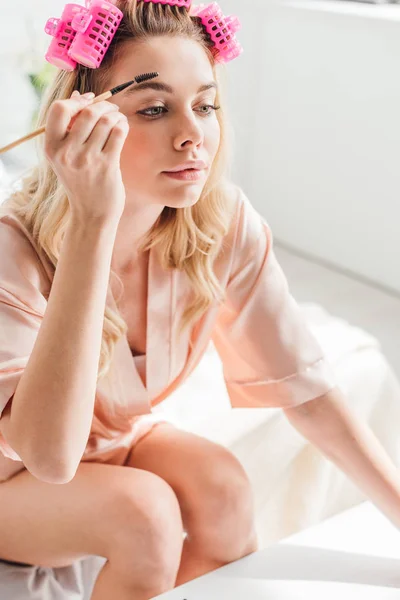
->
xmin=14 ymin=13 xmax=58 ymax=129
xmin=28 ymin=61 xmax=57 ymax=128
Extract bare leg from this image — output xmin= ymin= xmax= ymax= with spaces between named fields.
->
xmin=127 ymin=423 xmax=260 ymax=589
xmin=0 ymin=462 xmax=185 ymax=598
xmin=174 ymin=528 xmax=259 ymax=587
xmin=91 ymin=558 xmax=179 ymax=600
xmin=92 ymin=560 xmax=155 ymax=600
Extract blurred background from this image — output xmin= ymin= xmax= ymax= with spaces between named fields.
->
xmin=0 ymin=0 xmax=399 ymax=377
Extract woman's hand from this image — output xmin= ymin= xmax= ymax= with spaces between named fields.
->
xmin=44 ymin=91 xmax=130 ymax=227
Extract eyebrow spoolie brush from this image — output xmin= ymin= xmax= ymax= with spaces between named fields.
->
xmin=0 ymin=72 xmax=159 ymax=155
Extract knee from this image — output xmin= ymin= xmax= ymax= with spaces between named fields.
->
xmin=109 ymin=471 xmax=185 ymax=588
xmin=187 ymin=453 xmax=257 ymax=555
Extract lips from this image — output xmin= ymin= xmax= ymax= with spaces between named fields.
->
xmin=162 ymin=169 xmax=206 ymax=182
xmin=163 ymin=160 xmax=207 ymax=173
xmin=170 ymin=167 xmax=201 ymax=173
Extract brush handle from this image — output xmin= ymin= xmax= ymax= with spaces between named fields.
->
xmin=0 ymin=90 xmax=112 ymax=155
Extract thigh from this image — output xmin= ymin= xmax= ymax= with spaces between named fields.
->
xmin=0 ymin=460 xmax=180 ymax=569
xmin=126 ymin=423 xmax=253 ymax=525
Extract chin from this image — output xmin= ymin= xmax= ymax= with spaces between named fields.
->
xmin=162 ymin=187 xmax=204 ymax=209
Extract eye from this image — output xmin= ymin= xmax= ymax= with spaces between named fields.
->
xmin=137 ymin=106 xmax=167 ymax=118
xmin=196 ymin=104 xmax=221 ymax=116
xmin=136 ymin=104 xmax=221 ymax=119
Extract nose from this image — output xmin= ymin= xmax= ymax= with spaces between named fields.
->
xmin=173 ymin=112 xmax=204 ymax=151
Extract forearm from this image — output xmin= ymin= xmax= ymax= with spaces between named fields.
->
xmin=9 ymin=217 xmax=117 ymax=483
xmin=283 ymin=388 xmax=400 ymax=529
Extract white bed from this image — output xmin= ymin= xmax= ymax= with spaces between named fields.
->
xmin=1 ymin=302 xmax=399 ymax=599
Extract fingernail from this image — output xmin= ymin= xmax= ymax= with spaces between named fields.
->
xmin=82 ymin=92 xmax=95 ymax=99
xmin=71 ymin=90 xmax=80 ymax=98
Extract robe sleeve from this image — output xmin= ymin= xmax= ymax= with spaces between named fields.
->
xmin=212 ymin=190 xmax=337 ymax=409
xmin=0 ymin=218 xmax=48 ymax=460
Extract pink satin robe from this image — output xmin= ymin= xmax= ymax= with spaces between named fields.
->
xmin=0 ymin=185 xmax=337 ymax=482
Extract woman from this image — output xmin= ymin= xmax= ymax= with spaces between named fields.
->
xmin=0 ymin=1 xmax=399 ymax=599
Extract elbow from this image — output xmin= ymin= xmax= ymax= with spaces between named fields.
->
xmin=27 ymin=458 xmax=77 ymax=485
xmin=21 ymin=444 xmax=78 ymax=485
xmin=1 ymin=407 xmax=80 ymax=485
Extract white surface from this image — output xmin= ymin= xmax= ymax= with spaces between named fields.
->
xmin=155 ymin=581 xmax=400 ymax=599
xmin=284 ymin=501 xmax=400 ymax=558
xmin=153 ymin=502 xmax=400 ymax=598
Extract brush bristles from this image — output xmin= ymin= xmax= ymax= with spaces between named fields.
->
xmin=110 ymin=72 xmax=159 ymax=96
xmin=135 ymin=71 xmax=159 ymax=84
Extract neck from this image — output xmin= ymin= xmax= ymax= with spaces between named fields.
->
xmin=111 ymin=201 xmax=164 ymax=274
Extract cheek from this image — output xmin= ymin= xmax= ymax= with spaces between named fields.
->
xmin=205 ymin=121 xmax=221 ymax=158
xmin=120 ymin=129 xmax=155 ymax=172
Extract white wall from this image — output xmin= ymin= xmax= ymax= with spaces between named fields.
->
xmin=219 ymin=0 xmax=400 ymax=295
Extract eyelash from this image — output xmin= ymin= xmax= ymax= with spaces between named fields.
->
xmin=137 ymin=104 xmax=221 ymax=119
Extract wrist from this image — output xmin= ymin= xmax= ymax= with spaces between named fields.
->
xmin=66 ymin=214 xmax=119 ymax=249
xmin=68 ymin=212 xmax=120 ymax=236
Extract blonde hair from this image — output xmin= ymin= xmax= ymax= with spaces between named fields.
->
xmin=1 ymin=1 xmax=236 ymax=408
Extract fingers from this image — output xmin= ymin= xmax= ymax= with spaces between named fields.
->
xmin=44 ymin=91 xmax=129 ymax=165
xmin=45 ymin=93 xmax=95 ymax=153
xmin=65 ymin=101 xmax=121 ymax=146
xmin=102 ymin=116 xmax=130 ymax=156
xmin=66 ymin=92 xmax=96 ymax=133
xmin=83 ymin=111 xmax=129 ymax=152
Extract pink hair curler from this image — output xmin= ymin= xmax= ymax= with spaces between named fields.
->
xmin=45 ymin=0 xmax=123 ymax=71
xmin=190 ymin=2 xmax=243 ymax=64
xmin=44 ymin=0 xmax=242 ymax=71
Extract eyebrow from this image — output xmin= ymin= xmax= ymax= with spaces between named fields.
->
xmin=121 ymin=80 xmax=218 ymax=96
